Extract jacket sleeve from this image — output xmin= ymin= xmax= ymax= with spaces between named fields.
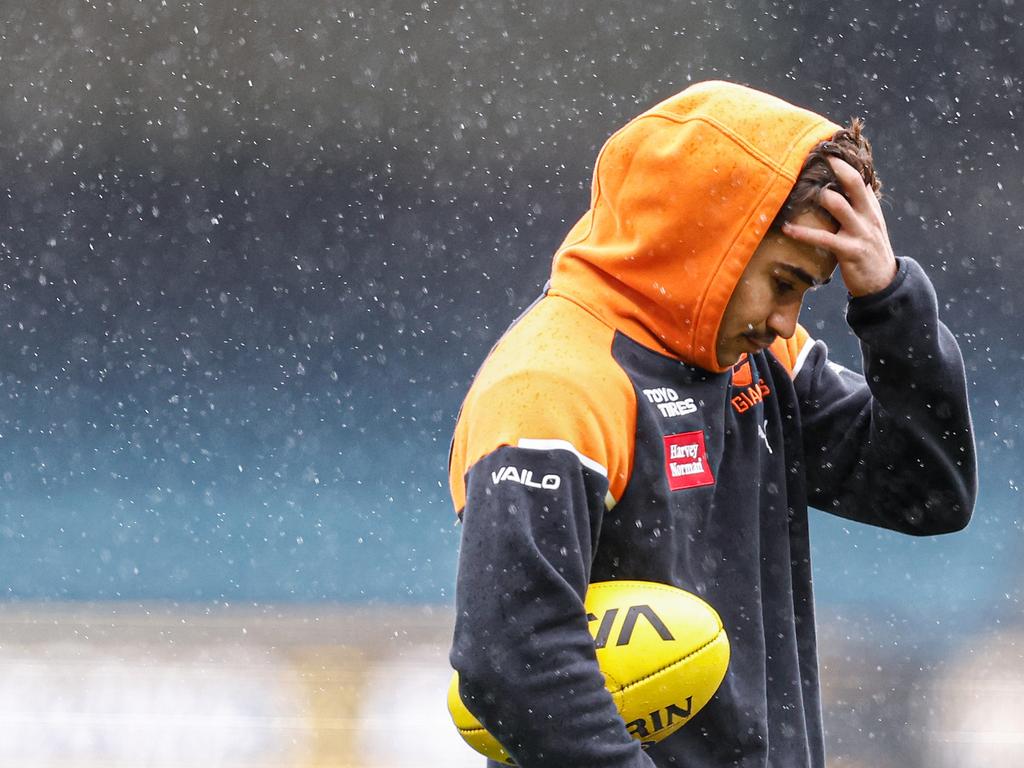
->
xmin=794 ymin=257 xmax=977 ymax=534
xmin=449 ymin=357 xmax=655 ymax=768
xmin=451 ymin=440 xmax=655 ymax=768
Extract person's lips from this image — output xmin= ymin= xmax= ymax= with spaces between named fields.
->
xmin=743 ymin=333 xmax=776 ymax=351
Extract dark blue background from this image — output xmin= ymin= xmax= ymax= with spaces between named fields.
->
xmin=1 ymin=3 xmax=1020 ymax=627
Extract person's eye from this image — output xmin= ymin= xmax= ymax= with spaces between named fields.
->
xmin=774 ymin=277 xmax=796 ymax=295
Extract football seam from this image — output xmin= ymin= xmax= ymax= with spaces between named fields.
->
xmin=589 ymin=582 xmax=699 ymax=598
xmin=456 ymin=724 xmax=492 ymax=735
xmin=614 ymin=628 xmax=726 ymax=696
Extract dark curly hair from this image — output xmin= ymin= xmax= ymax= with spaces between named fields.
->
xmin=772 ymin=118 xmax=881 ymax=230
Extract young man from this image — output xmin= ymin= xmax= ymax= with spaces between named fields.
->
xmin=447 ymin=81 xmax=976 ymax=768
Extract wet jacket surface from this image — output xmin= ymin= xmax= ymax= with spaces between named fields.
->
xmin=447 ymin=81 xmax=977 ymax=768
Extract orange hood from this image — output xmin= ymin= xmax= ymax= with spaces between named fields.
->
xmin=548 ymin=80 xmax=840 ymax=373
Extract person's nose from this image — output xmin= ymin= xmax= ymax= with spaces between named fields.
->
xmin=766 ymin=304 xmax=799 ymax=340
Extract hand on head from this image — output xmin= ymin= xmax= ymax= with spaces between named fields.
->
xmin=781 ymin=157 xmax=898 ymax=297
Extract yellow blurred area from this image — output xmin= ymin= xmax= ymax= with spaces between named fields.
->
xmin=0 ymin=602 xmax=481 ymax=768
xmin=2 ymin=603 xmax=1022 ymax=768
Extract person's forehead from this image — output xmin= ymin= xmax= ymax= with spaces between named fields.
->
xmin=778 ymin=236 xmax=837 ymax=284
xmin=776 ymin=250 xmax=837 ymax=285
xmin=786 ymin=209 xmax=838 ymax=280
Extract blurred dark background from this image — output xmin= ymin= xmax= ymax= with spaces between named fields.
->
xmin=0 ymin=1 xmax=1020 ymax=623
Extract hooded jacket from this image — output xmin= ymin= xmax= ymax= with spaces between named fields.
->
xmin=448 ymin=81 xmax=976 ymax=768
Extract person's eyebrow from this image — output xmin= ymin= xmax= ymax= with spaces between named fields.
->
xmin=777 ymin=262 xmax=833 ymax=287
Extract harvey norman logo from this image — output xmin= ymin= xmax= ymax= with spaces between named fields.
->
xmin=662 ymin=431 xmax=715 ymax=491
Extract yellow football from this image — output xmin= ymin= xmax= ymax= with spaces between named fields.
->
xmin=447 ymin=580 xmax=730 ymax=763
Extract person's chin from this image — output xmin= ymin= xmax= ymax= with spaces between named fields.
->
xmin=716 ymin=347 xmax=742 ymax=369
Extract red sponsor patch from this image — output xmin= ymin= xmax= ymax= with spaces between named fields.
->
xmin=663 ymin=431 xmax=715 ymax=491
